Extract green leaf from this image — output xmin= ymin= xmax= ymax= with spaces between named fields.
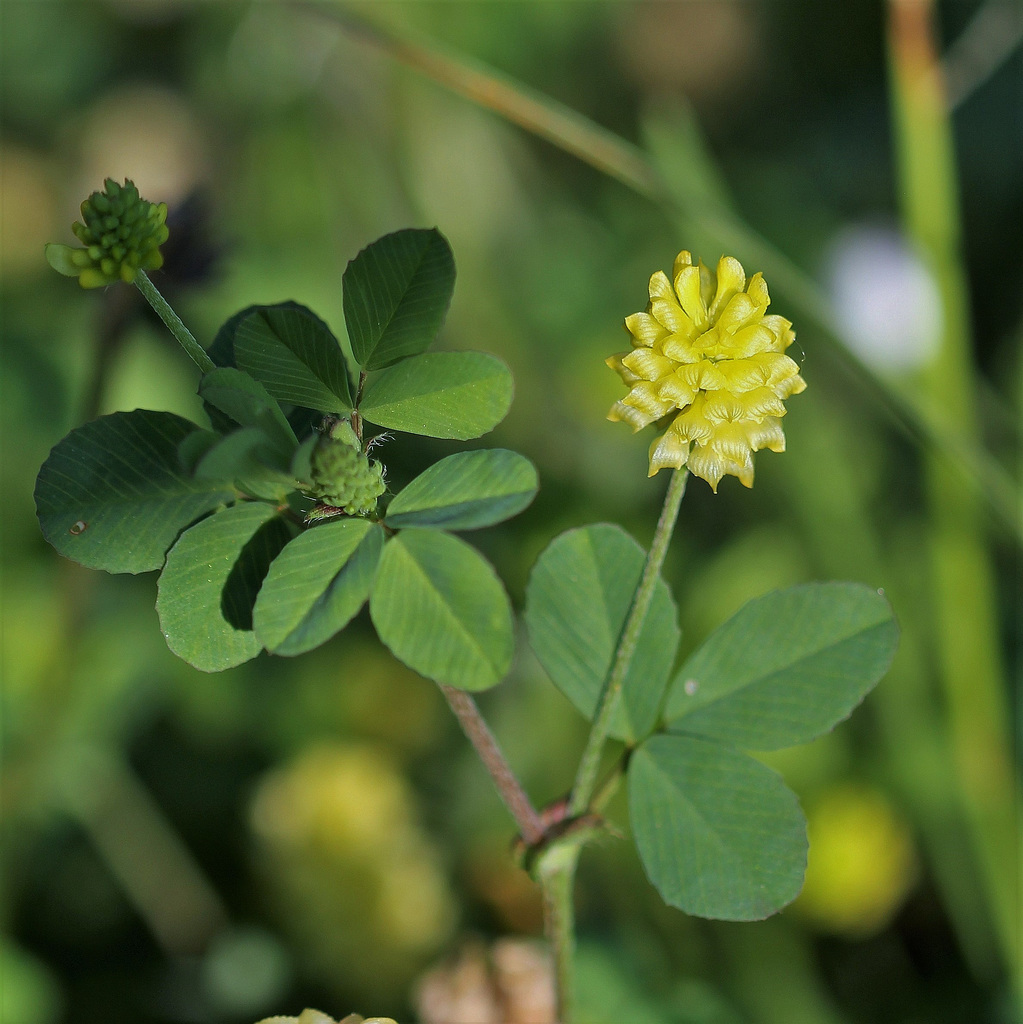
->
xmin=664 ymin=582 xmax=897 ymax=750
xmin=177 ymin=428 xmax=219 ymax=472
xmin=254 ymin=519 xmax=383 ymax=656
xmin=35 ymin=411 xmax=236 ymax=574
xmin=384 ymin=449 xmax=538 ymax=530
xmin=45 ymin=242 xmax=82 ymax=278
xmin=524 ymin=524 xmax=679 ymax=743
xmin=370 ymin=529 xmax=513 ymax=690
xmin=193 ymin=427 xmax=289 ymax=483
xmin=629 ymin=734 xmax=807 ymax=920
xmin=156 ymin=502 xmax=292 ymax=672
xmin=233 ymin=301 xmax=353 ymax=411
xmin=360 ymin=351 xmax=513 ymax=439
xmin=343 ymin=227 xmax=455 ymax=370
xmin=198 ymin=367 xmax=298 ymax=460
xmin=207 ymin=306 xmax=249 ymax=368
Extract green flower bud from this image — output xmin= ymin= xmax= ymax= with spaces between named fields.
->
xmin=45 ymin=178 xmax=169 ymax=288
xmin=306 ymin=419 xmax=386 ymax=517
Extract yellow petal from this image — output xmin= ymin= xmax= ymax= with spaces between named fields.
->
xmin=606 ymin=352 xmax=641 ymax=385
xmin=622 ymin=348 xmax=677 ymax=381
xmin=724 ymin=322 xmax=777 ymax=359
xmin=698 ymin=260 xmax=715 ymax=309
xmin=685 ymin=444 xmax=725 ymax=491
xmin=647 ymin=422 xmax=690 ymax=476
xmin=760 ymin=314 xmax=795 ymax=350
xmin=677 ymin=359 xmax=728 ymax=391
xmin=784 ymin=372 xmax=807 ymax=396
xmin=710 ymin=256 xmax=746 ymax=317
xmin=671 ymin=250 xmax=694 ymax=278
xmin=673 ymin=398 xmax=714 ymax=443
xmin=716 ymin=357 xmax=771 ymax=391
xmin=650 ymin=297 xmax=689 ymax=334
xmin=624 ymin=311 xmax=669 ymax=348
xmin=673 ymin=265 xmax=708 ymax=325
xmin=708 ymin=421 xmax=754 ymax=462
xmin=648 ymin=270 xmax=675 ymax=302
xmin=732 ymin=386 xmax=787 ymax=419
xmin=609 ymin=382 xmax=675 ymax=429
xmin=748 ymin=351 xmax=800 ymax=383
xmin=689 ymin=444 xmax=755 ymax=490
xmin=662 ymin=331 xmax=705 ymax=364
xmin=655 ymin=370 xmax=696 ymax=408
xmin=717 ymin=292 xmax=758 ymax=333
xmin=608 ymin=400 xmax=657 ymax=430
xmin=746 ymin=271 xmax=770 ymax=307
xmin=701 ymin=391 xmax=746 ymax=422
xmin=747 ymin=417 xmax=787 ymax=452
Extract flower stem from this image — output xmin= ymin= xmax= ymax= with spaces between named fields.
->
xmin=537 ymin=470 xmax=687 ymax=1024
xmin=439 ymin=684 xmax=544 ymax=846
xmin=538 ymin=847 xmax=577 ymax=1023
xmin=134 ymin=270 xmax=215 ymax=375
xmin=568 ymin=468 xmax=688 ymax=816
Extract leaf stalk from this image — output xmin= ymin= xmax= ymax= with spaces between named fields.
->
xmin=134 ymin=270 xmax=216 ymax=375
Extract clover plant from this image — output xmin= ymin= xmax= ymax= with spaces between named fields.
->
xmin=37 ymin=179 xmax=898 ymax=1023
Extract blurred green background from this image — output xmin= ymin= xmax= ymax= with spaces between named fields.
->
xmin=2 ymin=2 xmax=1019 ymax=1023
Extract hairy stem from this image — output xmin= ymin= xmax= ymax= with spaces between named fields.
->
xmin=134 ymin=270 xmax=215 ymax=375
xmin=538 ymin=849 xmax=577 ymax=1023
xmin=439 ymin=684 xmax=544 ymax=846
xmin=569 ymin=469 xmax=688 ymax=816
xmin=538 ymin=470 xmax=687 ymax=1023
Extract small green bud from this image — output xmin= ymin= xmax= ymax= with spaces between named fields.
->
xmin=45 ymin=177 xmax=169 ymax=289
xmin=305 ymin=420 xmax=386 ymax=517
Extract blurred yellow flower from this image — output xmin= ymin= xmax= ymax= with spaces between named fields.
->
xmin=255 ymin=1011 xmax=398 ymax=1024
xmin=796 ymin=784 xmax=917 ymax=936
xmin=249 ymin=743 xmax=455 ymax=1003
xmin=608 ymin=251 xmax=806 ymax=490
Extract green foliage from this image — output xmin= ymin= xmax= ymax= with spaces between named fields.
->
xmin=233 ymin=302 xmax=354 ymax=412
xmin=384 ymin=449 xmax=538 ymax=529
xmin=525 ymin=524 xmax=680 ymax=743
xmin=370 ymin=529 xmax=515 ymax=691
xmin=664 ymin=582 xmax=898 ymax=750
xmin=253 ymin=519 xmax=383 ymax=657
xmin=198 ymin=367 xmax=298 ymax=461
xmin=359 ymin=351 xmax=513 ymax=439
xmin=156 ymin=503 xmax=293 ymax=672
xmin=35 ymin=228 xmax=524 ymax=685
xmin=343 ymin=227 xmax=456 ymax=370
xmin=191 ymin=427 xmax=286 ymax=487
xmin=34 ymin=410 xmax=235 ymax=574
xmin=629 ymin=735 xmax=807 ymax=920
xmin=522 ymin=525 xmax=897 ymax=921
xmin=623 ymin=581 xmax=897 ymax=919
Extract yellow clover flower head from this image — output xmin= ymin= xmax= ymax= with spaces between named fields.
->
xmin=45 ymin=178 xmax=168 ymax=288
xmin=608 ymin=251 xmax=806 ymax=490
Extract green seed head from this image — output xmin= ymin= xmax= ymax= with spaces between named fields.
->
xmin=45 ymin=178 xmax=169 ymax=288
xmin=306 ymin=421 xmax=386 ymax=516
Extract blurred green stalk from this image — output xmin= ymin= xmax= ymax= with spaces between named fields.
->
xmin=59 ymin=744 xmax=228 ymax=954
xmin=887 ymin=0 xmax=1020 ymax=999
